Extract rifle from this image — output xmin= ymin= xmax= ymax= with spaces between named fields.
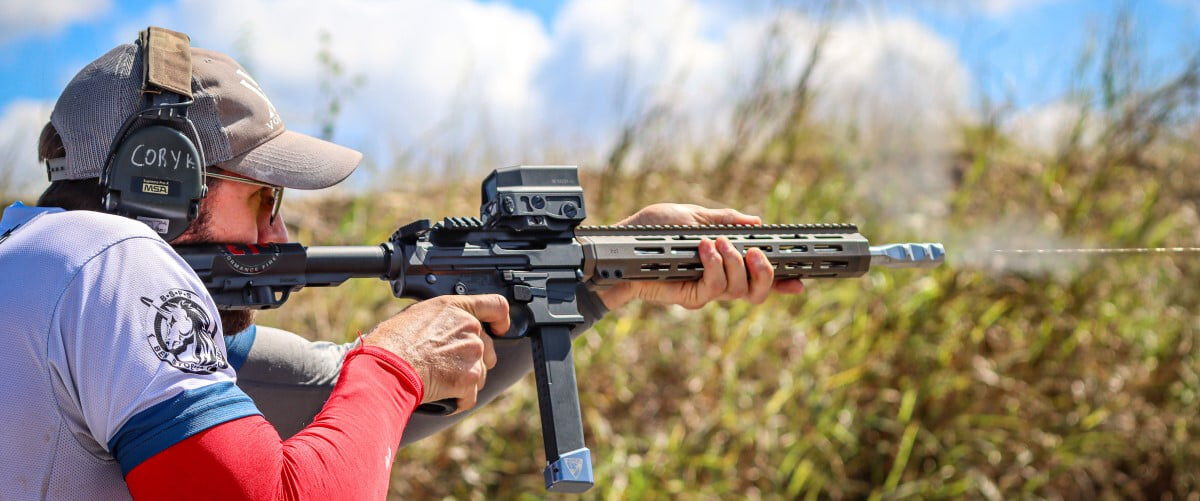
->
xmin=175 ymin=165 xmax=944 ymax=493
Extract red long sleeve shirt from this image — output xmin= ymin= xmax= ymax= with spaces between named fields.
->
xmin=126 ymin=345 xmax=423 ymax=500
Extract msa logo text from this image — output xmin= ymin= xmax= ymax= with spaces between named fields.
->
xmin=141 ymin=179 xmax=170 ymax=195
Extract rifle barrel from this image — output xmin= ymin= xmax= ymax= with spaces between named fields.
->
xmin=305 ymin=245 xmax=390 ymax=277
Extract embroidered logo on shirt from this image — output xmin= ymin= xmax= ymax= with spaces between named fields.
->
xmin=140 ymin=289 xmax=228 ymax=374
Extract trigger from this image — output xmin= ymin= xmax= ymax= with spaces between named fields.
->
xmin=485 ymin=319 xmax=517 ymax=339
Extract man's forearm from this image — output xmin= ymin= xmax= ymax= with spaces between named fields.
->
xmin=233 ymin=283 xmax=610 ymax=442
xmin=127 ymin=346 xmax=423 ymax=499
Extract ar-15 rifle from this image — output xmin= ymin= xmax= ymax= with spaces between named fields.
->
xmin=174 ymin=165 xmax=945 ymax=493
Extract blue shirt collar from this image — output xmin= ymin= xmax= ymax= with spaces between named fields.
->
xmin=0 ymin=202 xmax=64 ymax=234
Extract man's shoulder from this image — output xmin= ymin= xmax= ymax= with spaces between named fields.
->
xmin=37 ymin=210 xmax=162 ymax=242
xmin=6 ymin=210 xmax=171 ymax=270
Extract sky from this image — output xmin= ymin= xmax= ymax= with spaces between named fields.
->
xmin=0 ymin=0 xmax=1196 ymax=192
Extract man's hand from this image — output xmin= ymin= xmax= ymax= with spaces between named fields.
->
xmin=596 ymin=203 xmax=806 ymax=310
xmin=362 ymin=295 xmax=508 ymax=412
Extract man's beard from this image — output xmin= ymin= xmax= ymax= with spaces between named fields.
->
xmin=218 ymin=310 xmax=256 ymax=335
xmin=172 ymin=199 xmax=257 ymax=335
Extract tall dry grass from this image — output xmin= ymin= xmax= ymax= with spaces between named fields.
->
xmin=1 ymin=4 xmax=1196 ymax=499
xmin=252 ymin=8 xmax=1200 ymax=499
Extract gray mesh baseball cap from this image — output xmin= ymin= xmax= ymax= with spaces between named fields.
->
xmin=47 ymin=43 xmax=361 ymax=189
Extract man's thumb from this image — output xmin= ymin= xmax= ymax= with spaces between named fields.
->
xmin=700 ymin=208 xmax=762 ymax=225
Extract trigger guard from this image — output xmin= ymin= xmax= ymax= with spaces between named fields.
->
xmin=489 ymin=306 xmax=530 ymax=339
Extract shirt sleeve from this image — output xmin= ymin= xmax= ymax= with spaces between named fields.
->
xmin=125 ymin=345 xmax=423 ymax=500
xmin=48 ymin=235 xmax=259 ymax=474
xmin=230 ymin=325 xmax=357 ymax=439
xmin=229 ymin=283 xmax=609 ymax=444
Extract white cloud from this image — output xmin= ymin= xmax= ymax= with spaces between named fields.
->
xmin=1007 ymin=100 xmax=1099 ymax=154
xmin=0 ymin=99 xmax=53 ymax=195
xmin=0 ymin=0 xmax=111 ymax=44
xmin=810 ymin=16 xmax=969 ymax=149
xmin=120 ymin=0 xmax=550 ymax=171
xmin=110 ymin=0 xmax=968 ymax=181
xmin=536 ymin=0 xmax=741 ymax=145
xmin=977 ymin=0 xmax=1058 ymax=16
xmin=540 ymin=2 xmax=968 ymax=156
xmin=912 ymin=0 xmax=1061 ymax=18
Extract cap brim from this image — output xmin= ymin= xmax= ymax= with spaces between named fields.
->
xmin=218 ymin=130 xmax=362 ymax=190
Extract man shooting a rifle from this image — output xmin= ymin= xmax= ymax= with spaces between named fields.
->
xmin=0 ymin=28 xmax=803 ymax=499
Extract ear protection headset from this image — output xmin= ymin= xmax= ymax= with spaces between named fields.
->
xmin=99 ymin=27 xmax=207 ymax=241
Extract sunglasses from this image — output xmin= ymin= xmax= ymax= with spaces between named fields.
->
xmin=205 ymin=172 xmax=284 ymax=224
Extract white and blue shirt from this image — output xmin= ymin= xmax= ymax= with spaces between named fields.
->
xmin=0 ymin=202 xmax=260 ymax=500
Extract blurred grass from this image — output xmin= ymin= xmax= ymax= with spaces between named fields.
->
xmin=3 ymin=6 xmax=1195 ymax=500
xmin=259 ymin=44 xmax=1200 ymax=497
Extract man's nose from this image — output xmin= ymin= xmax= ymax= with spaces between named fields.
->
xmin=258 ymin=212 xmax=289 ymax=244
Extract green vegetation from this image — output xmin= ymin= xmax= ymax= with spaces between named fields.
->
xmin=261 ymin=23 xmax=1200 ymax=498
xmin=2 ymin=7 xmax=1193 ymax=500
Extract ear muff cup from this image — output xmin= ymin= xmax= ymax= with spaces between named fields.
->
xmin=102 ymin=124 xmax=206 ymax=241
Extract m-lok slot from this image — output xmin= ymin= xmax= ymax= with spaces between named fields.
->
xmin=813 ymin=244 xmax=842 ymax=253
